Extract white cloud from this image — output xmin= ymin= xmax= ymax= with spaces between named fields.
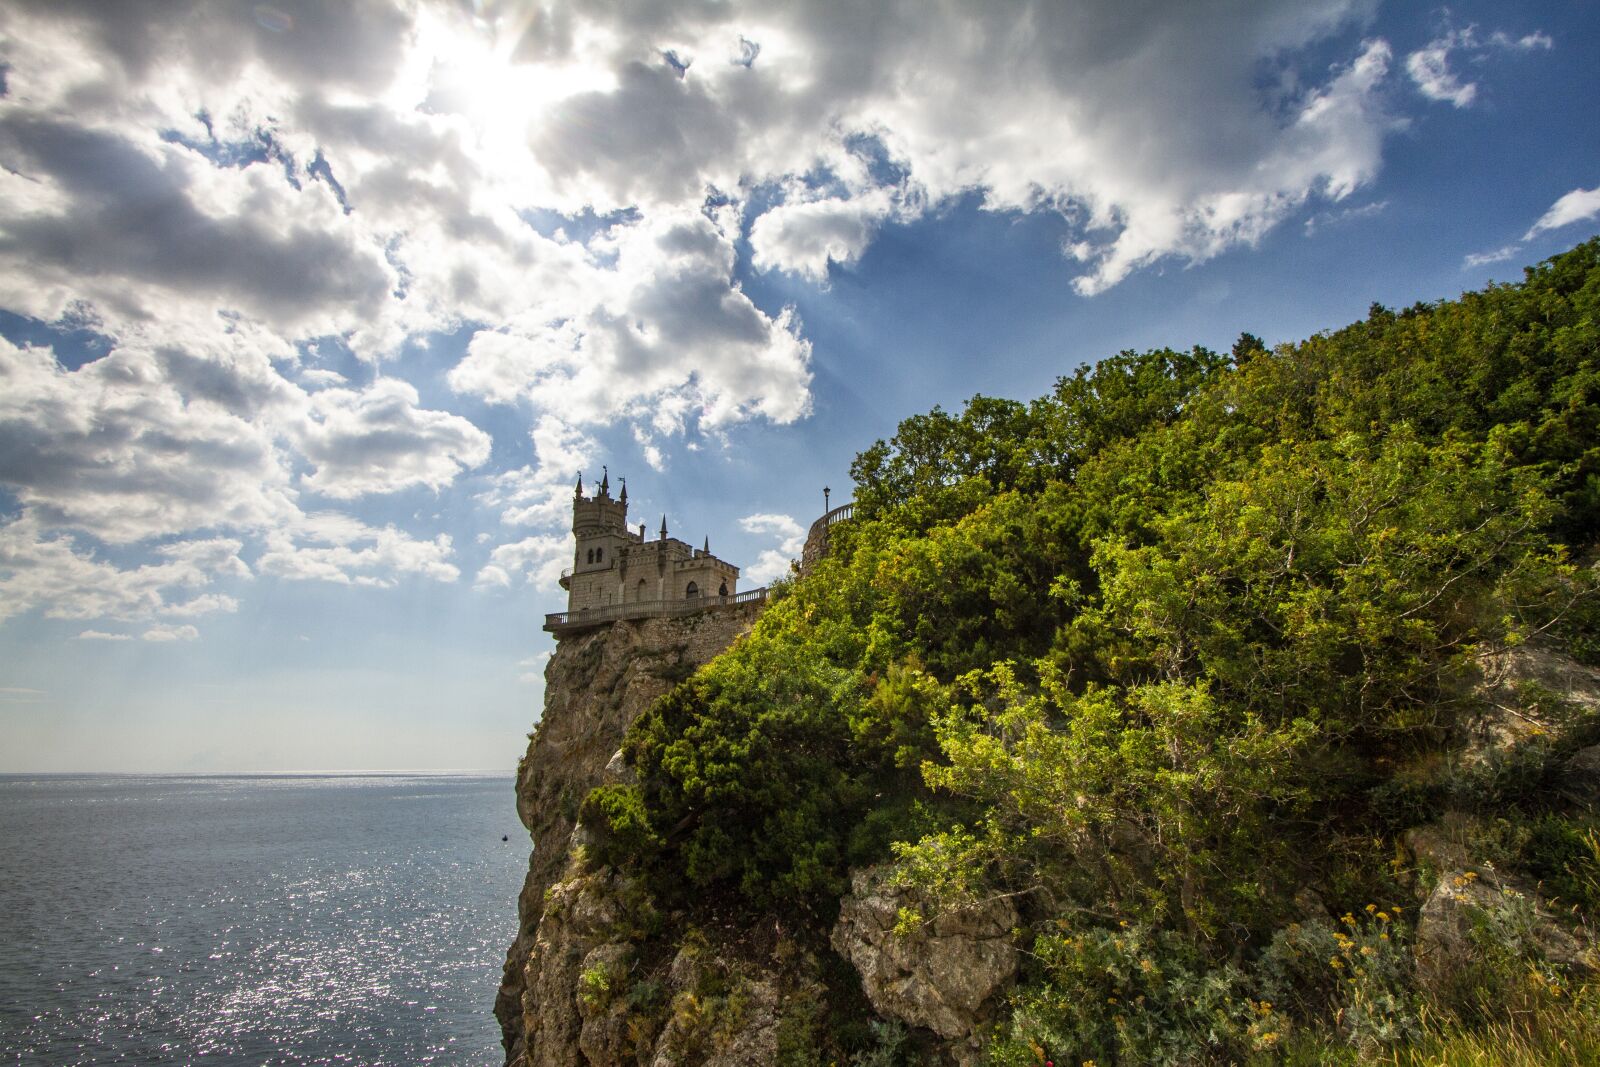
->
xmin=447 ymin=208 xmax=814 ymax=428
xmin=1 ymin=0 xmax=1427 ymax=385
xmin=1406 ymin=22 xmax=1553 ymax=109
xmin=750 ymin=190 xmax=897 ymax=282
xmin=475 ymin=534 xmax=571 ymax=593
xmin=298 ymin=368 xmax=350 ymax=389
xmin=743 ymin=549 xmax=795 ymax=585
xmin=739 ymin=512 xmax=805 ymax=548
xmin=1464 ymin=244 xmax=1521 ymax=269
xmin=0 ymin=514 xmax=249 ymax=625
xmin=739 ymin=512 xmax=805 ymax=584
xmin=1525 ymin=186 xmax=1600 ymax=240
xmin=160 ymin=593 xmax=240 ymax=618
xmin=0 ymin=327 xmax=491 ymax=625
xmin=1406 ymin=37 xmax=1477 ymax=108
xmin=75 ymin=630 xmax=131 ymax=641
xmin=477 ymin=417 xmax=600 ymax=529
xmin=0 ymin=336 xmax=298 ymax=545
xmin=1304 ymin=198 xmax=1388 ymax=235
xmin=296 ymin=378 xmax=492 ymax=499
xmin=0 ymin=0 xmax=1546 ymax=628
xmin=257 ymin=515 xmax=460 ymax=587
xmin=142 ymin=624 xmax=200 ymax=642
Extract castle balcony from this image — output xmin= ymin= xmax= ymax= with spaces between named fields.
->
xmin=543 ymin=586 xmax=769 ymax=635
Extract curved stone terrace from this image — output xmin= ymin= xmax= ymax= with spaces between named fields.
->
xmin=800 ymin=501 xmax=854 ymax=574
xmin=543 ymin=586 xmax=769 ymax=634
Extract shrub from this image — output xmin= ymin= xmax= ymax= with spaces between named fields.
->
xmin=1256 ymin=911 xmax=1420 ymax=1054
xmin=989 ymin=922 xmax=1285 ymax=1066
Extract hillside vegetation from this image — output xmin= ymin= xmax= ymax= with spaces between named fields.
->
xmin=585 ymin=239 xmax=1600 ymax=1063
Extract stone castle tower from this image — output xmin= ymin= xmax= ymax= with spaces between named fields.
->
xmin=550 ymin=469 xmax=740 ymax=631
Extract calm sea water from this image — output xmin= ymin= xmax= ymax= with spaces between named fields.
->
xmin=0 ymin=774 xmax=527 ymax=1066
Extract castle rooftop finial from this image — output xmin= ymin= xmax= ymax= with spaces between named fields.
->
xmin=660 ymin=513 xmax=668 ymax=540
xmin=599 ymin=465 xmax=610 ymax=496
xmin=619 ymin=478 xmax=627 ymax=507
xmin=703 ymin=536 xmax=709 ymax=555
xmin=575 ymin=471 xmax=584 ymax=497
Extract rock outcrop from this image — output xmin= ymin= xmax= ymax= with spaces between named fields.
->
xmin=1414 ymin=865 xmax=1596 ymax=995
xmin=1463 ymin=644 xmax=1600 ymax=763
xmin=516 ymin=854 xmax=829 ymax=1067
xmin=497 ymin=605 xmax=763 ymax=1067
xmin=830 ymin=867 xmax=1018 ymax=1045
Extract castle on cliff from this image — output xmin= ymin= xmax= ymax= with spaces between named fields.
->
xmin=545 ymin=469 xmax=750 ymax=634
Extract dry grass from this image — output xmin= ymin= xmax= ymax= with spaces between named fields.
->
xmin=1382 ymin=993 xmax=1600 ymax=1066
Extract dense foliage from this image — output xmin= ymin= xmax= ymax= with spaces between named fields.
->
xmin=585 ymin=239 xmax=1600 ymax=1061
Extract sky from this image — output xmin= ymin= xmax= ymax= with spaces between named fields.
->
xmin=1 ymin=0 xmax=1598 ymax=773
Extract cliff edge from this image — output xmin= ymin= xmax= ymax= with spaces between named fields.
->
xmin=497 ymin=604 xmax=763 ymax=1066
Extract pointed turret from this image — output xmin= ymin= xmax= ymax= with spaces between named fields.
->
xmin=599 ymin=465 xmax=610 ymax=498
xmin=660 ymin=514 xmax=668 ymax=540
xmin=703 ymin=536 xmax=709 ymax=555
xmin=574 ymin=472 xmax=584 ymax=499
xmin=619 ymin=478 xmax=628 ymax=508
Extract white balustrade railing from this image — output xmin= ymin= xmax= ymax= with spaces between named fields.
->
xmin=544 ymin=587 xmax=768 ymax=632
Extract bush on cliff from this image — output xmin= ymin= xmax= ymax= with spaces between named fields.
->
xmin=587 ymin=238 xmax=1600 ymax=1061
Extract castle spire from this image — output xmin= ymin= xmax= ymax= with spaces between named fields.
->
xmin=599 ymin=465 xmax=610 ymax=497
xmin=574 ymin=471 xmax=583 ymax=498
xmin=659 ymin=514 xmax=668 ymax=540
xmin=619 ymin=478 xmax=628 ymax=507
xmin=703 ymin=536 xmax=709 ymax=555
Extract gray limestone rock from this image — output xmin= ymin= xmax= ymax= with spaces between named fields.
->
xmin=1463 ymin=646 xmax=1600 ymax=764
xmin=830 ymin=866 xmax=1018 ymax=1042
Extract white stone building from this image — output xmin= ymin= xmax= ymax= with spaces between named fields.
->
xmin=557 ymin=470 xmax=740 ymax=617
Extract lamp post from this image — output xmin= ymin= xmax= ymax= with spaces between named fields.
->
xmin=824 ymin=486 xmax=831 ymax=514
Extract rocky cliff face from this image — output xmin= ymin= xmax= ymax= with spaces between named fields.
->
xmin=497 ymin=605 xmax=763 ymax=1067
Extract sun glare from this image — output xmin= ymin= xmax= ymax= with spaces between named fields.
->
xmin=403 ymin=5 xmax=618 ymax=197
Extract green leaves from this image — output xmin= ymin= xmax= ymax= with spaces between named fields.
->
xmin=589 ymin=239 xmax=1600 ymax=1026
xmin=1084 ymin=428 xmax=1577 ymax=742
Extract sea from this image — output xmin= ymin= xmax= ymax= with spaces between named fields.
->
xmin=0 ymin=774 xmax=528 ymax=1066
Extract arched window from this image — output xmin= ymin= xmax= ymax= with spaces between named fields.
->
xmin=595 ymin=547 xmax=603 ymax=563
xmin=718 ymin=581 xmax=729 ymax=597
xmin=585 ymin=548 xmax=593 ymax=564
xmin=685 ymin=581 xmax=699 ymax=598
xmin=636 ymin=578 xmax=647 ymax=602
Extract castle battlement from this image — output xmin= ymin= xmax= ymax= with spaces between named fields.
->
xmin=545 ymin=469 xmax=754 ymax=635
